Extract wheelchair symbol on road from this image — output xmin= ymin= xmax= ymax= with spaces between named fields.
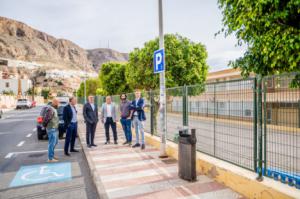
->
xmin=10 ymin=162 xmax=71 ymax=187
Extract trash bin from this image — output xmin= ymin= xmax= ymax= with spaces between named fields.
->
xmin=178 ymin=128 xmax=197 ymax=181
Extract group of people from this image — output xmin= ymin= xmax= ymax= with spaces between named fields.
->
xmin=44 ymin=89 xmax=146 ymax=162
xmin=83 ymin=89 xmax=146 ymax=150
xmin=45 ymin=97 xmax=79 ymax=163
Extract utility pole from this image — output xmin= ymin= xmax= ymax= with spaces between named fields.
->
xmin=158 ymin=0 xmax=168 ymax=158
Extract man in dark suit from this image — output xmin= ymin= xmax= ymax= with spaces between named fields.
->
xmin=83 ymin=96 xmax=98 ymax=148
xmin=63 ymin=97 xmax=79 ymax=156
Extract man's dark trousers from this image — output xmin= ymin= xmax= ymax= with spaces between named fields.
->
xmin=105 ymin=117 xmax=117 ymax=142
xmin=86 ymin=122 xmax=97 ymax=145
xmin=64 ymin=122 xmax=77 ymax=153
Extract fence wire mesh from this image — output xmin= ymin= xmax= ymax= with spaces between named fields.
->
xmin=263 ymin=74 xmax=300 ymax=185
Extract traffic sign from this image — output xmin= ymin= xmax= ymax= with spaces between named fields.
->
xmin=10 ymin=162 xmax=71 ymax=187
xmin=153 ymin=49 xmax=165 ymax=73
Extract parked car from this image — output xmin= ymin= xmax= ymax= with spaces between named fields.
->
xmin=31 ymin=101 xmax=37 ymax=108
xmin=36 ymin=103 xmax=67 ymax=140
xmin=36 ymin=106 xmax=48 ymax=140
xmin=57 ymin=105 xmax=67 ymax=139
xmin=16 ymin=99 xmax=31 ymax=109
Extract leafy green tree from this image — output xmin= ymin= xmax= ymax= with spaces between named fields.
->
xmin=99 ymin=62 xmax=132 ymax=95
xmin=41 ymin=88 xmax=50 ymax=100
xmin=126 ymin=34 xmax=209 ymax=133
xmin=218 ymin=0 xmax=300 ymax=77
xmin=126 ymin=34 xmax=208 ymax=90
xmin=77 ymin=78 xmax=101 ymax=97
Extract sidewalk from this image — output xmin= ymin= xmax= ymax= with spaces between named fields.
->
xmin=77 ymin=116 xmax=245 ymax=199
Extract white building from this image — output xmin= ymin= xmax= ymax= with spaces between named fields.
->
xmin=0 ymin=78 xmax=32 ymax=95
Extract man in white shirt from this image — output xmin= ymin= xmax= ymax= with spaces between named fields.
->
xmin=101 ymin=96 xmax=118 ymax=144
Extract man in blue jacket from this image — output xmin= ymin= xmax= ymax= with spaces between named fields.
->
xmin=131 ymin=90 xmax=146 ymax=150
xmin=63 ymin=97 xmax=79 ymax=156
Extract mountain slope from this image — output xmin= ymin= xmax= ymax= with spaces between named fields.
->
xmin=87 ymin=48 xmax=128 ymax=72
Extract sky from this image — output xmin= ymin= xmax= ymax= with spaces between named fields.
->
xmin=0 ymin=0 xmax=245 ymax=71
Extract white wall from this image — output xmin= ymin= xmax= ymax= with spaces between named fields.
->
xmin=0 ymin=79 xmax=32 ymax=95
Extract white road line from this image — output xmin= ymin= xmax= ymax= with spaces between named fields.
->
xmin=0 ymin=132 xmax=9 ymax=135
xmin=17 ymin=141 xmax=25 ymax=147
xmin=5 ymin=153 xmax=14 ymax=159
xmin=26 ymin=133 xmax=32 ymax=138
xmin=5 ymin=147 xmax=81 ymax=156
xmin=33 ymin=128 xmax=37 ymax=132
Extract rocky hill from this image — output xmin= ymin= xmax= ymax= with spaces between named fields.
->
xmin=0 ymin=16 xmax=128 ymax=72
xmin=87 ymin=48 xmax=128 ymax=71
xmin=0 ymin=16 xmax=129 ymax=94
xmin=0 ymin=16 xmax=95 ymax=71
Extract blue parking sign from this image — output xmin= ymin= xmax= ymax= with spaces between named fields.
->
xmin=10 ymin=162 xmax=72 ymax=187
xmin=153 ymin=49 xmax=165 ymax=73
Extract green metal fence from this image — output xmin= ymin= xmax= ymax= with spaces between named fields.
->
xmin=77 ymin=73 xmax=300 ymax=186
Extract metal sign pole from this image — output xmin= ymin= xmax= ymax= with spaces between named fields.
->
xmin=158 ymin=0 xmax=168 ymax=158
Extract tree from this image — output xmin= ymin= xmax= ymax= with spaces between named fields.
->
xmin=99 ymin=62 xmax=132 ymax=95
xmin=76 ymin=78 xmax=101 ymax=97
xmin=218 ymin=0 xmax=300 ymax=77
xmin=126 ymin=34 xmax=209 ymax=133
xmin=41 ymin=88 xmax=50 ymax=100
xmin=126 ymin=34 xmax=209 ymax=90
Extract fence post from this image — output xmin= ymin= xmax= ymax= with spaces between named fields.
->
xmin=182 ymin=85 xmax=188 ymax=126
xmin=253 ymin=78 xmax=257 ymax=173
xmin=257 ymin=75 xmax=264 ymax=181
xmin=213 ymin=83 xmax=216 ymax=156
xmin=263 ymin=78 xmax=267 ymax=176
xmin=150 ymin=90 xmax=154 ymax=135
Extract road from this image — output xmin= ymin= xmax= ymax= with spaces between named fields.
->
xmin=0 ymin=107 xmax=99 ymax=199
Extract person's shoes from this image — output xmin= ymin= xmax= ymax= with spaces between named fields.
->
xmin=114 ymin=141 xmax=118 ymax=145
xmin=123 ymin=141 xmax=128 ymax=145
xmin=70 ymin=149 xmax=79 ymax=152
xmin=65 ymin=152 xmax=71 ymax=156
xmin=87 ymin=144 xmax=91 ymax=148
xmin=91 ymin=144 xmax=97 ymax=147
xmin=104 ymin=141 xmax=110 ymax=145
xmin=47 ymin=159 xmax=58 ymax=163
xmin=141 ymin=144 xmax=145 ymax=150
xmin=128 ymin=142 xmax=132 ymax=146
xmin=53 ymin=156 xmax=59 ymax=160
xmin=132 ymin=143 xmax=140 ymax=148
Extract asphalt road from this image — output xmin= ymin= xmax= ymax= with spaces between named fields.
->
xmin=0 ymin=107 xmax=99 ymax=199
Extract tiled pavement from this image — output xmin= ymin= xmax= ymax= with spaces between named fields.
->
xmin=78 ymin=119 xmax=244 ymax=199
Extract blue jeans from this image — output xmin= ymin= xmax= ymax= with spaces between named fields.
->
xmin=120 ymin=118 xmax=132 ymax=142
xmin=48 ymin=128 xmax=58 ymax=160
xmin=133 ymin=116 xmax=144 ymax=144
xmin=64 ymin=122 xmax=77 ymax=153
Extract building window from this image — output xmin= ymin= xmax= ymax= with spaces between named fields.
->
xmin=5 ymin=82 xmax=9 ymax=88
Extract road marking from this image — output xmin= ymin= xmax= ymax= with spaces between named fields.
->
xmin=33 ymin=128 xmax=37 ymax=132
xmin=5 ymin=153 xmax=14 ymax=159
xmin=3 ymin=147 xmax=81 ymax=158
xmin=17 ymin=141 xmax=25 ymax=147
xmin=26 ymin=133 xmax=32 ymax=138
xmin=0 ymin=132 xmax=9 ymax=135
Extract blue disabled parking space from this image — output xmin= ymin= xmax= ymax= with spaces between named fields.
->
xmin=10 ymin=162 xmax=72 ymax=187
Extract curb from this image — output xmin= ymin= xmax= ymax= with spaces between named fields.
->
xmin=77 ymin=121 xmax=109 ymax=199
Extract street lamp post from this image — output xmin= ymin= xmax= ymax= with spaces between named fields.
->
xmin=158 ymin=0 xmax=168 ymax=158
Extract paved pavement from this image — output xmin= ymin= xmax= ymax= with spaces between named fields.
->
xmin=0 ymin=107 xmax=99 ymax=199
xmin=77 ymin=114 xmax=244 ymax=199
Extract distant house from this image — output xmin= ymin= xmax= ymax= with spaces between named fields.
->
xmin=0 ymin=78 xmax=32 ymax=96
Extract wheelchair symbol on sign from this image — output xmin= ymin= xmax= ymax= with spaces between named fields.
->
xmin=21 ymin=166 xmax=64 ymax=181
